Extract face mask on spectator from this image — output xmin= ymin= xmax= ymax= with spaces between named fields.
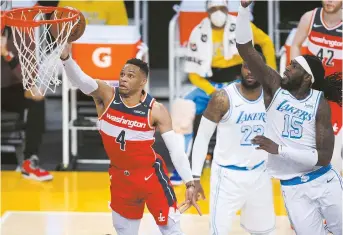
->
xmin=210 ymin=10 xmax=227 ymax=27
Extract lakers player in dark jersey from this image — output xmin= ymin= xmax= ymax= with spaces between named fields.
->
xmin=59 ymin=43 xmax=201 ymax=235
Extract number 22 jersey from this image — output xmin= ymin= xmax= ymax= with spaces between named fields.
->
xmin=97 ymin=87 xmax=157 ymax=169
xmin=214 ymin=82 xmax=267 ymax=168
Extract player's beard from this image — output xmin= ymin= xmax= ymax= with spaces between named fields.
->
xmin=280 ymin=76 xmax=303 ymax=91
xmin=241 ymin=77 xmax=261 ymax=90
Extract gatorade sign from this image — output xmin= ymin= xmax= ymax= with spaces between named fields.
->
xmin=92 ymin=47 xmax=112 ymax=68
xmin=72 ymin=42 xmax=140 ymax=81
xmin=71 ymin=25 xmax=142 ymax=81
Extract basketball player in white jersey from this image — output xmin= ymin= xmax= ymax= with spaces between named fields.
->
xmin=236 ymin=1 xmax=342 ymax=234
xmin=291 ymin=0 xmax=342 ymax=175
xmin=192 ymin=55 xmax=276 ymax=235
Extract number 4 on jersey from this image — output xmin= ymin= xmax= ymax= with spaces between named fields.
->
xmin=116 ymin=130 xmax=126 ymax=151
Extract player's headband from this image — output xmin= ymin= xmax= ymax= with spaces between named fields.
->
xmin=294 ymin=56 xmax=315 ymax=83
xmin=207 ymin=0 xmax=228 ymax=9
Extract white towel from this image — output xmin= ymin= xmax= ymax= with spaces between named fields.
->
xmin=184 ymin=15 xmax=239 ymax=78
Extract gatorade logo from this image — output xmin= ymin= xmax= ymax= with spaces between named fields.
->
xmin=92 ymin=47 xmax=112 ymax=68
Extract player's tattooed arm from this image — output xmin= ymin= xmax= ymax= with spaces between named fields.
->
xmin=315 ymin=95 xmax=334 ymax=166
xmin=203 ymin=89 xmax=229 ymax=123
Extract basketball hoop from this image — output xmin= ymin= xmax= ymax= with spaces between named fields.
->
xmin=3 ymin=6 xmax=81 ymax=96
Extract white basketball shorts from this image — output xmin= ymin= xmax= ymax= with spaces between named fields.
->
xmin=281 ymin=165 xmax=342 ymax=235
xmin=210 ymin=161 xmax=276 ymax=235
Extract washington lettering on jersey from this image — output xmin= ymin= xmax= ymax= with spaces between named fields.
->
xmin=106 ymin=113 xmax=147 ymax=129
xmin=310 ymin=35 xmax=343 ymax=48
xmin=306 ymin=7 xmax=342 ymax=136
xmin=276 ymin=100 xmax=312 ymax=121
xmin=307 ymin=7 xmax=342 ymax=77
xmin=236 ymin=111 xmax=266 ymax=124
xmin=98 ymin=88 xmax=157 ymax=169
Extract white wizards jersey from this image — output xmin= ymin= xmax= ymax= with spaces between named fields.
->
xmin=213 ymin=83 xmax=268 ymax=168
xmin=266 ymin=88 xmax=322 ymax=180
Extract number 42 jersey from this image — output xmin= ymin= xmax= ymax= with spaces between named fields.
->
xmin=97 ymin=87 xmax=157 ymax=169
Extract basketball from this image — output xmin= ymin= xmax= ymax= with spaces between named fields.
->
xmin=49 ymin=7 xmax=86 ymax=43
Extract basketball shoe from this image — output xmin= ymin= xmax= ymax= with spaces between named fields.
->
xmin=21 ymin=155 xmax=53 ymax=181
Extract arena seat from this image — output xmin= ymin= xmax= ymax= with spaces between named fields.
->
xmin=62 ymin=25 xmax=149 ymax=169
xmin=168 ymin=0 xmax=254 ymax=103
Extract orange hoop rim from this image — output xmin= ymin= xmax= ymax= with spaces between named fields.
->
xmin=3 ymin=6 xmax=80 ymax=28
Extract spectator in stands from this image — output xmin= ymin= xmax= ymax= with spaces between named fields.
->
xmin=38 ymin=0 xmax=129 ymax=25
xmin=1 ymin=27 xmax=52 ymax=181
xmin=170 ymin=0 xmax=276 ymax=185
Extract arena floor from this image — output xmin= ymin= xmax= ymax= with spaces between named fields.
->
xmin=1 ymin=168 xmax=299 ymax=235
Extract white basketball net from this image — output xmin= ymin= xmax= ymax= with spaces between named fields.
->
xmin=7 ymin=8 xmax=79 ymax=96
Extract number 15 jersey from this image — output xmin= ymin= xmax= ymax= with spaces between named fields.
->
xmin=265 ymin=88 xmax=322 ymax=180
xmin=98 ymin=87 xmax=157 ymax=169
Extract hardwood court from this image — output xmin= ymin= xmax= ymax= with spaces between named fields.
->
xmin=1 ymin=169 xmax=297 ymax=235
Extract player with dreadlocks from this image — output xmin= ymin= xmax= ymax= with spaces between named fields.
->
xmin=312 ymin=71 xmax=342 ymax=107
xmin=235 ymin=1 xmax=342 ymax=234
xmin=290 ymin=0 xmax=342 ymax=180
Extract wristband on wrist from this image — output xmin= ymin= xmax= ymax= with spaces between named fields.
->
xmin=193 ymin=175 xmax=201 ymax=180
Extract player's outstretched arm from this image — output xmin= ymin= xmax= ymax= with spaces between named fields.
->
xmin=152 ymin=101 xmax=194 ymax=184
xmin=191 ymin=89 xmax=229 ymax=201
xmin=192 ymin=89 xmax=229 ymax=178
xmin=315 ymin=95 xmax=335 ymax=166
xmin=290 ymin=10 xmax=313 ymax=60
xmin=60 ymin=43 xmax=114 ymax=109
xmin=236 ymin=0 xmax=281 ymax=96
xmin=151 ymin=101 xmax=202 ymax=215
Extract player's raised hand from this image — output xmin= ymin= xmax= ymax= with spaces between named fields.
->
xmin=241 ymin=0 xmax=253 ymax=8
xmin=252 ymin=135 xmax=279 ymax=154
xmin=178 ymin=182 xmax=202 ymax=216
xmin=194 ymin=180 xmax=206 ymax=201
xmin=60 ymin=42 xmax=72 ymax=60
